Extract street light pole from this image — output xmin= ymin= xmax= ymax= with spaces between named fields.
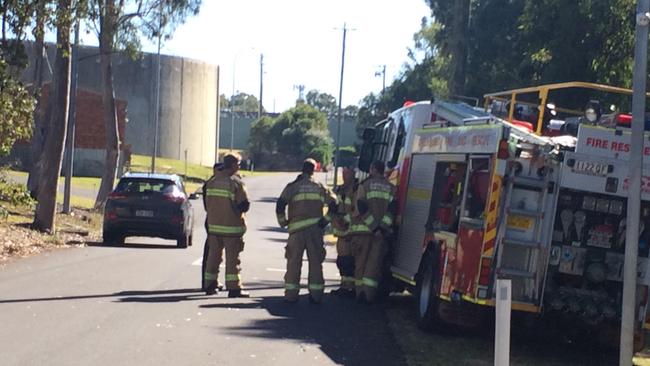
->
xmin=259 ymin=53 xmax=264 ymax=119
xmin=620 ymin=2 xmax=649 ymax=364
xmin=334 ymin=23 xmax=352 ymax=188
xmin=150 ymin=2 xmax=162 ymax=173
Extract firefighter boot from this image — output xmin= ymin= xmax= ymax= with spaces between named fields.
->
xmin=332 ymin=255 xmax=355 ymax=298
xmin=205 ymin=282 xmax=219 ymax=296
xmin=228 ymin=289 xmax=250 ymax=298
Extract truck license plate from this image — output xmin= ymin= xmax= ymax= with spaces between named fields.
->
xmin=506 ymin=215 xmax=533 ymax=230
xmin=573 ymin=160 xmax=608 ymax=177
xmin=135 ymin=210 xmax=154 ymax=217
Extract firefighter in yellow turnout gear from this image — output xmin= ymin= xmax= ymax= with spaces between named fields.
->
xmin=276 ymin=159 xmax=337 ymax=303
xmin=203 ymin=153 xmax=251 ymax=298
xmin=330 ymin=167 xmax=358 ymax=297
xmin=349 ymin=161 xmax=397 ymax=303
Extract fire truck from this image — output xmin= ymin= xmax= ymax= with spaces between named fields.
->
xmin=357 ymin=82 xmax=650 ymax=347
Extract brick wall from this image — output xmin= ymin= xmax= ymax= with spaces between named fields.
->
xmin=40 ymin=85 xmax=127 ymax=149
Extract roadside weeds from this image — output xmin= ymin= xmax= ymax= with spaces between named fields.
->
xmin=1 ymin=204 xmax=101 ymax=264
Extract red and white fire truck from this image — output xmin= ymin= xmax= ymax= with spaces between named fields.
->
xmin=358 ymin=82 xmax=650 ymax=347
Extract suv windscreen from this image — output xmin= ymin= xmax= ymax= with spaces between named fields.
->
xmin=114 ymin=179 xmax=176 ymax=194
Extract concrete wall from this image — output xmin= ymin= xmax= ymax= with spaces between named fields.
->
xmin=21 ymin=43 xmax=219 ymax=167
xmin=218 ymin=112 xmax=359 ymax=150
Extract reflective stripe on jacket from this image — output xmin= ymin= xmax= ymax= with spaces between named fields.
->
xmin=348 ymin=174 xmax=396 ymax=235
xmin=204 ymin=170 xmax=248 ymax=236
xmin=278 ymin=174 xmax=337 ymax=234
xmin=332 ymin=180 xmax=357 ymax=237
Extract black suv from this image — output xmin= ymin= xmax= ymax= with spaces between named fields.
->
xmin=103 ymin=173 xmax=194 ymax=248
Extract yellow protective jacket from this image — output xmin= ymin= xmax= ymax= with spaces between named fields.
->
xmin=203 ymin=170 xmax=249 ymax=237
xmin=348 ymin=174 xmax=396 ymax=235
xmin=276 ymin=174 xmax=337 ymax=234
xmin=332 ymin=179 xmax=358 ymax=237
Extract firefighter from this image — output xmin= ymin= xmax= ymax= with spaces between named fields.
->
xmin=203 ymin=153 xmax=251 ymax=298
xmin=330 ymin=166 xmax=358 ymax=297
xmin=201 ymin=162 xmax=224 ymax=292
xmin=276 ymin=158 xmax=337 ymax=303
xmin=348 ymin=160 xmax=397 ymax=304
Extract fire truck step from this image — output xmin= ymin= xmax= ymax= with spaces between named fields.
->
xmin=507 ymin=208 xmax=543 ymax=218
xmin=512 ymin=176 xmax=547 ymax=189
xmin=498 ymin=268 xmax=535 ymax=278
xmin=502 ymin=238 xmax=541 ymax=249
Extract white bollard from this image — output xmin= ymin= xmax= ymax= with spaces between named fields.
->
xmin=495 ymin=279 xmax=511 ymax=366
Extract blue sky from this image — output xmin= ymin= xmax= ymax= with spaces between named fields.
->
xmin=77 ymin=0 xmax=431 ymax=112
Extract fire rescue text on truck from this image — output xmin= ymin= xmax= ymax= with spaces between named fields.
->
xmin=357 ymin=82 xmax=650 ymax=349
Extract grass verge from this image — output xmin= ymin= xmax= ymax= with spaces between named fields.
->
xmin=383 ymin=294 xmax=645 ymax=366
xmin=1 ymin=203 xmax=102 ymax=263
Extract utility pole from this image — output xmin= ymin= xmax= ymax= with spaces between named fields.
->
xmin=215 ymin=66 xmax=220 ymax=164
xmin=333 ymin=23 xmax=354 ymax=187
xmin=621 ymin=2 xmax=649 ymax=364
xmin=63 ymin=21 xmax=80 ymax=214
xmin=150 ymin=1 xmax=163 ymax=173
xmin=375 ymin=65 xmax=386 ymax=94
xmin=293 ymin=84 xmax=305 ymax=102
xmin=259 ymin=53 xmax=264 ymax=119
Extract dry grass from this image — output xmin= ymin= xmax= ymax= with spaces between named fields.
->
xmin=0 ymin=204 xmax=101 ymax=264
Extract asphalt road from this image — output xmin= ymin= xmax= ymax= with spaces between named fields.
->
xmin=0 ymin=173 xmax=405 ymax=366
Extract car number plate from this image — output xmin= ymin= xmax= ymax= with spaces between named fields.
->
xmin=135 ymin=210 xmax=154 ymax=217
xmin=506 ymin=215 xmax=533 ymax=230
xmin=573 ymin=160 xmax=608 ymax=177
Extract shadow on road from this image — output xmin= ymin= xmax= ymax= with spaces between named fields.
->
xmin=201 ymin=294 xmax=407 ymax=366
xmin=265 ymin=237 xmax=287 ymax=243
xmin=258 ymin=226 xmax=287 ymax=233
xmin=256 ymin=197 xmax=278 ymax=203
xmin=87 ymin=242 xmax=182 ymax=250
xmin=0 ymin=280 xmax=307 ymax=304
xmin=0 ymin=288 xmax=204 ymax=304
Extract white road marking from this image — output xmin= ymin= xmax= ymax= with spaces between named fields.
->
xmin=265 ymin=268 xmax=286 ymax=273
xmin=191 ymin=258 xmax=224 ymax=268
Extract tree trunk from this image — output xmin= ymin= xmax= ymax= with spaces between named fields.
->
xmin=94 ymin=0 xmax=120 ymax=210
xmin=26 ymin=0 xmax=48 ymax=198
xmin=447 ymin=0 xmax=470 ymax=96
xmin=32 ymin=0 xmax=72 ymax=233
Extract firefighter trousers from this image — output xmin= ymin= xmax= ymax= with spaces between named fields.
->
xmin=284 ymin=225 xmax=326 ymax=302
xmin=352 ymin=231 xmax=387 ymax=303
xmin=204 ymin=235 xmax=244 ymax=290
xmin=336 ymin=236 xmax=355 ymax=290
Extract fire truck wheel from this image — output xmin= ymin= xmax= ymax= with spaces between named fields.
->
xmin=416 ymin=251 xmax=441 ymax=331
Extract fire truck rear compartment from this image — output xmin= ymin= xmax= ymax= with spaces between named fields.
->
xmin=544 ymin=188 xmax=650 ymax=324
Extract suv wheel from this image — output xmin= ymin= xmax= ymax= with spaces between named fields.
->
xmin=103 ymin=230 xmax=124 ymax=245
xmin=177 ymin=233 xmax=189 ymax=248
